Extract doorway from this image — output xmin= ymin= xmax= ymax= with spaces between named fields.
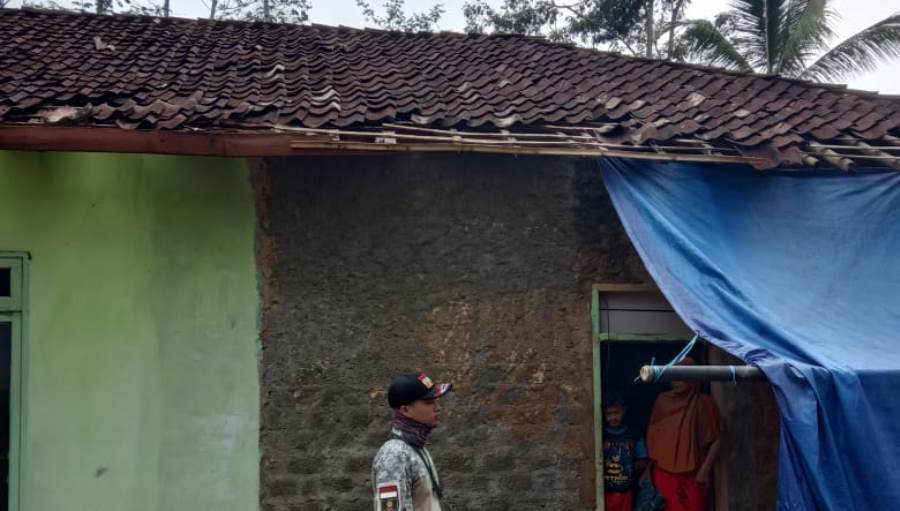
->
xmin=591 ymin=284 xmax=706 ymax=511
xmin=0 ymin=254 xmax=25 ymax=511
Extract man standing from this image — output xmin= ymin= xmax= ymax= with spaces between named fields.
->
xmin=372 ymin=372 xmax=452 ymax=511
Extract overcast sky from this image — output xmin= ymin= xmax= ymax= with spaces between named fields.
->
xmin=12 ymin=0 xmax=900 ymax=94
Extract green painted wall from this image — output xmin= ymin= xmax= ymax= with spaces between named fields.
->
xmin=0 ymin=151 xmax=260 ymax=511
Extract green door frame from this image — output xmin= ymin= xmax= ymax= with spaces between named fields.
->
xmin=0 ymin=258 xmax=22 ymax=312
xmin=591 ymin=284 xmax=691 ymax=511
xmin=0 ymin=253 xmax=28 ymax=511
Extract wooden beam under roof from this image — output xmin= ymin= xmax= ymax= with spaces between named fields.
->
xmin=2 ymin=123 xmax=899 ymax=171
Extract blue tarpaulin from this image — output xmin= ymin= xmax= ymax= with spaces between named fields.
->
xmin=598 ymin=158 xmax=900 ymax=510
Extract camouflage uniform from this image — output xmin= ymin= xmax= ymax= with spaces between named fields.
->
xmin=372 ymin=428 xmax=442 ymax=511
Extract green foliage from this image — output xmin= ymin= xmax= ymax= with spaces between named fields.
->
xmin=676 ymin=0 xmax=900 ymax=81
xmin=214 ymin=0 xmax=311 ymax=23
xmin=463 ymin=0 xmax=562 ymax=38
xmin=356 ymin=0 xmax=445 ymax=32
xmin=802 ymin=13 xmax=900 ymax=81
xmin=20 ymin=0 xmax=160 ymax=15
xmin=675 ymin=17 xmax=752 ymax=71
xmin=463 ymin=0 xmax=691 ymax=56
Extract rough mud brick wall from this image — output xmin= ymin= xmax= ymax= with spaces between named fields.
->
xmin=709 ymin=348 xmax=780 ymax=511
xmin=255 ymin=153 xmax=648 ymax=511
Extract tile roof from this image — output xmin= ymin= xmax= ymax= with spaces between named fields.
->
xmin=2 ymin=8 xmax=899 ymax=168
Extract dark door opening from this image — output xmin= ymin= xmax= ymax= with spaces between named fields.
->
xmin=0 ymin=321 xmax=10 ymax=511
xmin=0 ymin=255 xmax=22 ymax=511
xmin=600 ymin=340 xmax=708 ymax=438
xmin=593 ymin=285 xmax=781 ymax=511
xmin=0 ymin=270 xmax=9 ymax=298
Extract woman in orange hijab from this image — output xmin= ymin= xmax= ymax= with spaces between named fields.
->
xmin=646 ymin=357 xmax=723 ymax=511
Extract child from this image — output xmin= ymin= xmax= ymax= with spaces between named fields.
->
xmin=602 ymin=392 xmax=648 ymax=511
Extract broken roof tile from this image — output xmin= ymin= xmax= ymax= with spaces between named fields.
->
xmin=0 ymin=8 xmax=897 ymax=159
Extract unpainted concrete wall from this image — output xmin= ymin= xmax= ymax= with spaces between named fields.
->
xmin=257 ymin=154 xmax=649 ymax=510
xmin=256 ymin=153 xmax=779 ymax=511
xmin=709 ymin=348 xmax=780 ymax=511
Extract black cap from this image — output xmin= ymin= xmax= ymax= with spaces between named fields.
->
xmin=387 ymin=372 xmax=453 ymax=408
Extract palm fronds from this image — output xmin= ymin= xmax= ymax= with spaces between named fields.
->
xmin=676 ymin=18 xmax=754 ymax=71
xmin=775 ymin=0 xmax=836 ymax=76
xmin=728 ymin=0 xmax=783 ymax=72
xmin=802 ymin=13 xmax=900 ymax=81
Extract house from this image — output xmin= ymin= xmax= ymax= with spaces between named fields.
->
xmin=1 ymin=7 xmax=899 ymax=510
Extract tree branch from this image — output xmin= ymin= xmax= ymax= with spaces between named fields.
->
xmin=667 ymin=0 xmax=685 ymax=59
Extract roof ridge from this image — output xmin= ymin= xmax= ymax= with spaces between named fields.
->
xmin=6 ymin=6 xmax=892 ymax=103
xmin=564 ymin=47 xmax=900 ymax=103
xmin=2 ymin=5 xmax=898 ymax=166
xmin=10 ymin=6 xmax=308 ymax=28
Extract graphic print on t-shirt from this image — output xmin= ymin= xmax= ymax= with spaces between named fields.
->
xmin=603 ymin=427 xmax=646 ymax=493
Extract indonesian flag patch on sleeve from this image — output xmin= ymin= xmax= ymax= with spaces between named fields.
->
xmin=377 ymin=481 xmax=401 ymax=510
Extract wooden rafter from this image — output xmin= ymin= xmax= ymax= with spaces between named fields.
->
xmin=1 ymin=122 xmax=899 ymax=170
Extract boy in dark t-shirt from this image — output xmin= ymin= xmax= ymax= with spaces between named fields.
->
xmin=602 ymin=393 xmax=648 ymax=511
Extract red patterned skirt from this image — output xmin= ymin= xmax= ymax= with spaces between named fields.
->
xmin=653 ymin=467 xmax=709 ymax=511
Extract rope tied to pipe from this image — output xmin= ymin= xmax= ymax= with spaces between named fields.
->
xmin=634 ymin=333 xmax=700 ymax=383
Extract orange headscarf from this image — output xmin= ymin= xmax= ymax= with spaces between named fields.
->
xmin=646 ymin=360 xmax=723 ymax=474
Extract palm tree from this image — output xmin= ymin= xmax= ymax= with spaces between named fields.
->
xmin=675 ymin=0 xmax=900 ymax=82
